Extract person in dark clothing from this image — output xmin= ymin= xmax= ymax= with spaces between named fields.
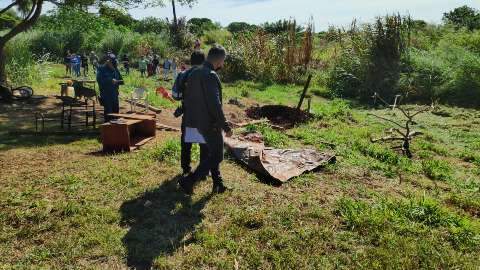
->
xmin=81 ymin=53 xmax=89 ymax=76
xmin=179 ymin=45 xmax=232 ymax=195
xmin=172 ymin=51 xmax=207 ymax=175
xmin=122 ymin=54 xmax=130 ymax=75
xmin=152 ymin=55 xmax=160 ymax=77
xmin=64 ymin=51 xmax=72 ymax=76
xmin=96 ymin=54 xmax=124 ymax=122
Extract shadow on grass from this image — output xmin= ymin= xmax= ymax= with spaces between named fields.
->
xmin=0 ymin=131 xmax=99 ymax=152
xmin=120 ymin=176 xmax=211 ymax=269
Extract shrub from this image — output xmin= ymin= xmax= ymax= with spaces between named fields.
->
xmin=399 ymin=49 xmax=448 ymax=103
xmin=328 ymin=15 xmax=412 ymax=101
xmin=5 ymin=33 xmax=49 ymax=86
xmin=29 ymin=30 xmax=66 ymax=61
xmin=221 ymin=19 xmax=314 ymax=83
xmin=97 ymin=30 xmax=125 ymax=56
xmin=202 ymin=29 xmax=232 ymax=45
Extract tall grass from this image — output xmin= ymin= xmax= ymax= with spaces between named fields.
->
xmin=5 ymin=32 xmax=50 ymax=86
xmin=222 ymin=19 xmax=314 ymax=83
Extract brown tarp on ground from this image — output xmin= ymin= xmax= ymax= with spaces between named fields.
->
xmin=224 ymin=133 xmax=336 ymax=182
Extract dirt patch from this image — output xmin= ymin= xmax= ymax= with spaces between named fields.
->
xmin=246 ymin=105 xmax=313 ymax=128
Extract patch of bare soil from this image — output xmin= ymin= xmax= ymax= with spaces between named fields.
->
xmin=246 ymin=105 xmax=313 ymax=128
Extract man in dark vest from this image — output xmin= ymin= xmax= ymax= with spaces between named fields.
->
xmin=96 ymin=54 xmax=123 ymax=122
xmin=180 ymin=45 xmax=232 ymax=195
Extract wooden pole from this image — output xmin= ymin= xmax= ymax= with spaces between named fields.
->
xmin=296 ymin=74 xmax=313 ymax=111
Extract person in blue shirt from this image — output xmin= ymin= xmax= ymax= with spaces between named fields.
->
xmin=70 ymin=53 xmax=80 ymax=77
xmin=163 ymin=58 xmax=171 ymax=81
xmin=96 ymin=54 xmax=123 ymax=122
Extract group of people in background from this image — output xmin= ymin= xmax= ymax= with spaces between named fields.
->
xmin=64 ymin=50 xmax=99 ymax=77
xmin=137 ymin=54 xmax=178 ymax=80
xmin=65 ymin=50 xmax=181 ymax=81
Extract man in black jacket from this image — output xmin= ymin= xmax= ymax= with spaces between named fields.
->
xmin=172 ymin=50 xmax=208 ymax=175
xmin=180 ymin=45 xmax=232 ymax=195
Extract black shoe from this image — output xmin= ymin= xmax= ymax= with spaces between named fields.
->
xmin=212 ymin=183 xmax=231 ymax=194
xmin=179 ymin=176 xmax=194 ymax=195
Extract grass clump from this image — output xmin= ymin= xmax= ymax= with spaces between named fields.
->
xmin=336 ymin=196 xmax=480 ymax=253
xmin=146 ymin=139 xmax=182 ymax=164
xmin=354 ymin=140 xmax=400 ymax=165
xmin=422 ymin=159 xmax=452 ymax=181
xmin=245 ymin=124 xmax=289 ymax=148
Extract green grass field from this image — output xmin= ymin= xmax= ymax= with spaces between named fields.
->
xmin=0 ymin=64 xmax=479 ymax=269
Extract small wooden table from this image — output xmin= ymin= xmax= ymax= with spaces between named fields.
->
xmin=101 ymin=115 xmax=156 ymax=153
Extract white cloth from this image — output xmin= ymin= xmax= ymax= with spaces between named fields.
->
xmin=185 ymin=127 xmax=206 ymax=144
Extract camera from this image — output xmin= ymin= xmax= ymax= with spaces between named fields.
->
xmin=173 ymin=106 xmax=184 ymax=118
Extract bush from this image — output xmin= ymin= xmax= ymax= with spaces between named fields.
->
xmin=328 ymin=15 xmax=411 ymax=102
xmin=222 ymin=20 xmax=313 ymax=83
xmin=29 ymin=30 xmax=67 ymax=61
xmin=399 ymin=49 xmax=448 ymax=103
xmin=5 ymin=33 xmax=49 ymax=86
xmin=202 ymin=29 xmax=232 ymax=45
xmin=97 ymin=30 xmax=125 ymax=56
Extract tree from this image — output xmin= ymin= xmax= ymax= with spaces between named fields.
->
xmin=134 ymin=17 xmax=169 ymax=34
xmin=262 ymin=19 xmax=303 ymax=35
xmin=188 ymin=17 xmax=217 ymax=36
xmin=0 ymin=0 xmax=174 ymax=84
xmin=99 ymin=4 xmax=135 ymax=28
xmin=227 ymin=22 xmax=257 ymax=34
xmin=443 ymin=5 xmax=480 ymax=30
xmin=170 ymin=0 xmax=196 ymax=47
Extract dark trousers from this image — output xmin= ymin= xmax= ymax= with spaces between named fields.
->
xmin=103 ymin=96 xmax=119 ymax=122
xmin=181 ymin=125 xmax=208 ymax=173
xmin=190 ymin=129 xmax=224 ymax=184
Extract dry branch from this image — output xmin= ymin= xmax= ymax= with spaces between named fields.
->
xmin=369 ymin=93 xmax=432 ymax=158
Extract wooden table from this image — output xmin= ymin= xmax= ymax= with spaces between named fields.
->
xmin=101 ymin=116 xmax=156 ymax=153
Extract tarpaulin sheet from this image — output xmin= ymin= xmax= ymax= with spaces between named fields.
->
xmin=225 ymin=133 xmax=336 ymax=182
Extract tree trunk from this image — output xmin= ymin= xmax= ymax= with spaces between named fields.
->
xmin=171 ymin=0 xmax=179 ymax=47
xmin=0 ymin=45 xmax=6 ymax=84
xmin=172 ymin=0 xmax=178 ymax=28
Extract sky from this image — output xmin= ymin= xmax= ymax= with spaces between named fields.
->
xmin=1 ymin=0 xmax=480 ymax=30
xmin=129 ymin=0 xmax=480 ymax=30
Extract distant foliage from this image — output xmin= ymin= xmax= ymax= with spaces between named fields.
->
xmin=170 ymin=17 xmax=194 ymax=50
xmin=443 ymin=5 xmax=480 ymax=31
xmin=5 ymin=34 xmax=49 ymax=85
xmin=134 ymin=17 xmax=169 ymax=34
xmin=202 ymin=29 xmax=232 ymax=45
xmin=328 ymin=15 xmax=412 ymax=101
xmin=222 ymin=19 xmax=314 ymax=83
xmin=28 ymin=7 xmax=170 ymax=61
xmin=227 ymin=22 xmax=257 ymax=34
xmin=262 ymin=19 xmax=303 ymax=35
xmin=99 ymin=4 xmax=136 ymax=28
xmin=188 ymin=18 xmax=219 ymax=36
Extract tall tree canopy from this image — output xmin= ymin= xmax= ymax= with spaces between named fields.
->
xmin=443 ymin=5 xmax=480 ymax=30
